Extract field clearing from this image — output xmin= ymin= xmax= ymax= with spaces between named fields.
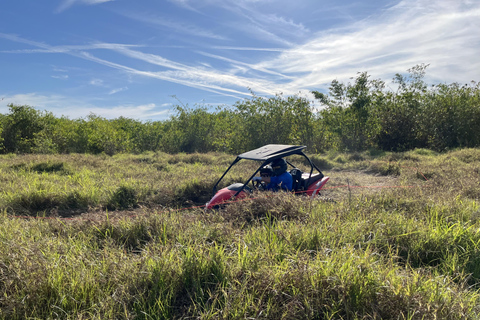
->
xmin=1 ymin=148 xmax=480 ymax=319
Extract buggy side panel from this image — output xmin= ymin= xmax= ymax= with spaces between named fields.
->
xmin=205 ymin=183 xmax=250 ymax=209
xmin=305 ymin=176 xmax=330 ymax=197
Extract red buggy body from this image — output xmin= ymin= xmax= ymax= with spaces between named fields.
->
xmin=206 ymin=144 xmax=329 ymax=209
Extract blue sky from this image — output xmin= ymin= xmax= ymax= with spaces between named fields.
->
xmin=1 ymin=0 xmax=479 ymax=121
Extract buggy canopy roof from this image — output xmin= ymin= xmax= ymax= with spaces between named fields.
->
xmin=238 ymin=144 xmax=306 ymax=161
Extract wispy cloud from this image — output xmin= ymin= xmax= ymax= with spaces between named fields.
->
xmin=144 ymin=0 xmax=304 ymax=46
xmin=196 ymin=51 xmax=292 ymax=80
xmin=2 ymin=0 xmax=479 ymax=114
xmin=52 ymin=75 xmax=69 ymax=80
xmin=0 ymin=93 xmax=171 ymax=119
xmin=233 ymin=2 xmax=309 ymax=39
xmin=202 ymin=0 xmax=307 ymax=46
xmin=1 ymin=93 xmax=66 ymax=111
xmin=118 ymin=11 xmax=228 ymax=40
xmin=70 ymin=50 xmax=251 ymax=100
xmin=0 ymin=31 xmax=272 ymax=98
xmin=211 ymin=46 xmax=285 ymax=52
xmin=0 ymin=42 xmax=142 ymax=54
xmin=83 ymin=103 xmax=171 ymax=119
xmin=166 ymin=0 xmax=200 ymax=13
xmin=256 ymin=0 xmax=480 ymax=93
xmin=108 ymin=87 xmax=128 ymax=95
xmin=56 ymin=0 xmax=114 ymax=13
xmin=53 ymin=67 xmax=69 ymax=72
xmin=89 ymin=79 xmax=104 ymax=86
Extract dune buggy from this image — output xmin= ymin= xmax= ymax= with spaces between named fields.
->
xmin=205 ymin=144 xmax=330 ymax=209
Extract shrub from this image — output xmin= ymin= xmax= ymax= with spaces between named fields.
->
xmin=1 ymin=105 xmax=46 ymax=153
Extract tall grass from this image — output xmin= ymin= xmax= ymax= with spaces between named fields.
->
xmin=0 ymin=152 xmax=242 ymax=216
xmin=1 ymin=149 xmax=480 ymax=319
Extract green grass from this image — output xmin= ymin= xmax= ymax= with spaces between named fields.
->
xmin=0 ymin=152 xmax=246 ymax=215
xmin=1 ymin=149 xmax=480 ymax=319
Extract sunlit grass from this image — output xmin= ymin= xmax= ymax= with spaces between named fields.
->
xmin=1 ymin=149 xmax=480 ymax=319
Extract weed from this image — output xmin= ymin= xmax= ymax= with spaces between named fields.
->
xmin=221 ymin=192 xmax=310 ymax=225
xmin=367 ymin=161 xmax=401 ymax=176
xmin=175 ymin=178 xmax=214 ymax=206
xmin=348 ymin=152 xmax=365 ymax=162
xmin=463 ymin=186 xmax=480 ymax=200
xmin=367 ymin=148 xmax=386 ymax=157
xmin=452 ymin=148 xmax=480 ymax=163
xmin=153 ymin=163 xmax=170 ymax=172
xmin=107 ymin=185 xmax=139 ymax=210
xmin=334 ymin=155 xmax=347 ymax=163
xmin=413 ymin=148 xmax=438 ymax=156
xmin=12 ymin=191 xmax=62 ymax=214
xmin=31 ymin=161 xmax=70 ymax=174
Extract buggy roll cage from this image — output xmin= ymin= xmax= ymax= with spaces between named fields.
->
xmin=211 ymin=144 xmax=325 ymax=197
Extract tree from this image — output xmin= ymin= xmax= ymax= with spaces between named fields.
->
xmin=1 ymin=104 xmax=45 ymax=153
xmin=315 ymin=72 xmax=381 ymax=151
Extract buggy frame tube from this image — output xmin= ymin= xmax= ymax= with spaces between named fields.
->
xmin=299 ymin=152 xmax=324 ymax=187
xmin=211 ymin=157 xmax=240 ymax=196
xmin=233 ymin=160 xmax=270 ymax=198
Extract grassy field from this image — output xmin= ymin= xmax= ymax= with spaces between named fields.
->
xmin=1 ymin=148 xmax=480 ymax=319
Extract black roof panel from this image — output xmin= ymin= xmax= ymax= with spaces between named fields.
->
xmin=238 ymin=144 xmax=306 ymax=161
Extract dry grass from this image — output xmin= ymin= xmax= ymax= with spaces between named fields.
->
xmin=1 ymin=149 xmax=480 ymax=319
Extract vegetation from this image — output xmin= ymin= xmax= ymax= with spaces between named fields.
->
xmin=1 ymin=65 xmax=479 ymax=318
xmin=1 ymin=65 xmax=479 ymax=155
xmin=1 ymin=148 xmax=480 ymax=319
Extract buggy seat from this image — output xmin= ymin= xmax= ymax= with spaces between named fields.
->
xmin=289 ymin=168 xmax=324 ymax=192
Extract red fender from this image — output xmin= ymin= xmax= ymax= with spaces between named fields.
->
xmin=305 ymin=176 xmax=330 ymax=197
xmin=205 ymin=183 xmax=250 ymax=210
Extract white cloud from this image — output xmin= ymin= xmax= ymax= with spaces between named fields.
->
xmin=0 ymin=93 xmax=169 ymax=120
xmin=53 ymin=67 xmax=69 ymax=72
xmin=0 ymin=32 xmax=259 ymax=98
xmin=74 ymin=50 xmax=255 ymax=99
xmin=0 ymin=33 xmax=141 ymax=58
xmin=119 ymin=11 xmax=228 ymax=40
xmin=56 ymin=0 xmax=114 ymax=13
xmin=85 ymin=0 xmax=113 ymax=3
xmin=89 ymin=79 xmax=104 ymax=86
xmin=84 ymin=103 xmax=171 ymax=119
xmin=1 ymin=93 xmax=69 ymax=116
xmin=108 ymin=87 xmax=128 ymax=95
xmin=52 ymin=75 xmax=69 ymax=80
xmin=197 ymin=51 xmax=292 ymax=79
xmin=255 ymin=0 xmax=480 ymax=93
xmin=212 ymin=46 xmax=285 ymax=52
xmin=2 ymin=0 xmax=479 ymax=113
xmin=166 ymin=0 xmax=199 ymax=12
